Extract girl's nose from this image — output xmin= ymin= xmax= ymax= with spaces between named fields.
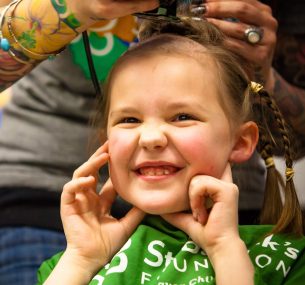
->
xmin=139 ymin=125 xmax=168 ymax=151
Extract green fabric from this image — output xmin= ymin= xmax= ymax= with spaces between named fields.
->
xmin=37 ymin=216 xmax=305 ymax=284
xmin=69 ymin=33 xmax=132 ymax=82
xmin=68 ymin=17 xmax=138 ymax=82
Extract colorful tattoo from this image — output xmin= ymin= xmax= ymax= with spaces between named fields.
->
xmin=51 ymin=0 xmax=81 ymax=31
xmin=8 ymin=0 xmax=82 ymax=54
xmin=18 ymin=22 xmax=37 ymax=49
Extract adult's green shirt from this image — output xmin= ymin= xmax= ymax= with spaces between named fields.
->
xmin=37 ymin=216 xmax=305 ymax=284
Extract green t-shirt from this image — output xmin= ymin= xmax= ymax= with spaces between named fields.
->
xmin=37 ymin=216 xmax=305 ymax=284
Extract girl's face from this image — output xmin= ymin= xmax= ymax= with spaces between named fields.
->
xmin=107 ymin=54 xmax=239 ymax=214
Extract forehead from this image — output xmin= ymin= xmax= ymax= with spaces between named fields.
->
xmin=108 ymin=53 xmax=224 ymax=117
xmin=108 ymin=46 xmax=222 ymax=104
xmin=111 ymin=43 xmax=219 ymax=84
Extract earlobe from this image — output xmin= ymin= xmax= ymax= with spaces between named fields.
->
xmin=229 ymin=121 xmax=259 ymax=163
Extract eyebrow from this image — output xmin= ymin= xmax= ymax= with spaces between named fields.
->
xmin=165 ymin=100 xmax=209 ymax=113
xmin=109 ymin=107 xmax=139 ymax=118
xmin=109 ymin=95 xmax=213 ymax=116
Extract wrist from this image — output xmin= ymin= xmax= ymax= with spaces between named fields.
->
xmin=52 ymin=0 xmax=97 ymax=32
xmin=64 ymin=247 xmax=108 ymax=273
xmin=208 ymin=238 xmax=254 ymax=285
xmin=45 ymin=250 xmax=104 ymax=284
xmin=44 ymin=252 xmax=94 ymax=285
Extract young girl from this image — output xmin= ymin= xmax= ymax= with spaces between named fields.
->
xmin=37 ymin=20 xmax=305 ymax=285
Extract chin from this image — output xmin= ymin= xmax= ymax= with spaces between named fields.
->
xmin=136 ymin=200 xmax=189 ymax=215
xmin=119 ymin=190 xmax=190 ymax=215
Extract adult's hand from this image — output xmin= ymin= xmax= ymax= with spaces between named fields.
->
xmin=203 ymin=0 xmax=278 ymax=92
xmin=67 ymin=0 xmax=159 ymax=26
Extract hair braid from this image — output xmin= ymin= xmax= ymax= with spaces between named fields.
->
xmin=258 ymin=89 xmax=303 ymax=236
xmin=258 ymin=130 xmax=284 ymax=226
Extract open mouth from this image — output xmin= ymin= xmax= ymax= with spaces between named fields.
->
xmin=137 ymin=166 xmax=180 ymax=176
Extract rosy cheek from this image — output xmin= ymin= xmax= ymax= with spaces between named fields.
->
xmin=177 ymin=132 xmax=217 ymax=175
xmin=108 ymin=130 xmax=135 ymax=159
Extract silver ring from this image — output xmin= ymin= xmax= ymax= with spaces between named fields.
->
xmin=244 ymin=26 xmax=264 ymax=44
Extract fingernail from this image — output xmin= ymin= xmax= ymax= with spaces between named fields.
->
xmin=190 ymin=4 xmax=207 ymax=17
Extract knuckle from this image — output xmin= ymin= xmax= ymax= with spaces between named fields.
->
xmin=63 ymin=183 xmax=68 ymax=191
xmin=235 ymin=3 xmax=251 ymax=18
xmin=189 ymin=175 xmax=202 ymax=189
xmin=230 ymin=183 xmax=239 ymax=196
xmin=63 ymin=181 xmax=72 ymax=192
xmin=73 ymin=169 xmax=79 ymax=178
xmin=270 ymin=17 xmax=278 ymax=31
xmin=262 ymin=3 xmax=272 ymax=14
xmin=190 ymin=175 xmax=212 ymax=189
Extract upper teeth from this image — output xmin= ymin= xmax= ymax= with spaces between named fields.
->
xmin=139 ymin=167 xmax=173 ymax=176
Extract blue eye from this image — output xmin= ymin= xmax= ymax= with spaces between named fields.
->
xmin=174 ymin=113 xmax=196 ymax=121
xmin=120 ymin=117 xmax=140 ymax=124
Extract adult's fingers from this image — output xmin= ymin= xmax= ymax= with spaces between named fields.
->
xmin=205 ymin=0 xmax=272 ymax=25
xmin=224 ymin=36 xmax=273 ymax=67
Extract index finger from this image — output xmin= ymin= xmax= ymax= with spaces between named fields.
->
xmin=89 ymin=141 xmax=109 ymax=160
xmin=72 ymin=149 xmax=109 ymax=179
xmin=220 ymin=162 xmax=233 ymax=183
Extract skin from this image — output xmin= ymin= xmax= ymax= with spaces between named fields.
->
xmin=45 ymin=52 xmax=258 ymax=284
xmin=107 ymin=54 xmax=242 ymax=215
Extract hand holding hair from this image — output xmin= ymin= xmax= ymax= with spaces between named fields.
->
xmin=203 ymin=0 xmax=277 ymax=91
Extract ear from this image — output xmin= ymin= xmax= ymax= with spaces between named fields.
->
xmin=229 ymin=121 xmax=259 ymax=163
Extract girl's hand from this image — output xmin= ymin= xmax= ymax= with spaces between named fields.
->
xmin=60 ymin=142 xmax=145 ymax=275
xmin=162 ymin=163 xmax=239 ymax=257
xmin=162 ymin=164 xmax=254 ymax=285
xmin=203 ymin=0 xmax=277 ymax=92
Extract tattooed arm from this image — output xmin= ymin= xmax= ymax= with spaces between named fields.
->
xmin=0 ymin=0 xmax=82 ymax=91
xmin=0 ymin=0 xmax=158 ymax=92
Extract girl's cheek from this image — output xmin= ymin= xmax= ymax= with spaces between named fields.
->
xmin=178 ymin=132 xmax=207 ymax=157
xmin=108 ymin=130 xmax=135 ymax=158
xmin=177 ymin=133 xmax=218 ymax=176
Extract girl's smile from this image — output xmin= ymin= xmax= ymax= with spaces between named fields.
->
xmin=134 ymin=161 xmax=181 ymax=180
